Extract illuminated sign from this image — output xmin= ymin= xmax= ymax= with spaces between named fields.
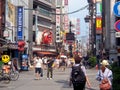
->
xmin=96 ymin=17 xmax=102 ymax=30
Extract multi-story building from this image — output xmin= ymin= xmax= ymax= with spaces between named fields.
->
xmin=0 ymin=0 xmax=6 ymax=55
xmin=0 ymin=0 xmax=33 ymax=70
xmin=87 ymin=0 xmax=118 ymax=61
xmin=32 ymin=0 xmax=57 ymax=56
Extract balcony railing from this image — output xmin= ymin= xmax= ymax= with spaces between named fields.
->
xmin=37 ymin=0 xmax=52 ymax=6
xmin=38 ymin=7 xmax=51 ymax=17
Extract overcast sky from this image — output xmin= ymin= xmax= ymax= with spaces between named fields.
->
xmin=68 ymin=0 xmax=89 ymax=38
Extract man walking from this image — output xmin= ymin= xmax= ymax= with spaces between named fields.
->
xmin=46 ymin=57 xmax=54 ymax=80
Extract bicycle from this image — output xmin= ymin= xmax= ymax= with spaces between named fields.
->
xmin=9 ymin=68 xmax=19 ymax=81
xmin=9 ymin=63 xmax=19 ymax=81
xmin=0 ymin=69 xmax=10 ymax=84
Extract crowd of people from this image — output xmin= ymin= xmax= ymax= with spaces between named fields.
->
xmin=32 ymin=54 xmax=113 ymax=90
xmin=32 ymin=55 xmax=74 ymax=80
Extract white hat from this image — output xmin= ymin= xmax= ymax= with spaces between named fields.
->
xmin=101 ymin=60 xmax=109 ymax=66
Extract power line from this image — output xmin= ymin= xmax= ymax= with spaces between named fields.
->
xmin=24 ymin=4 xmax=89 ymax=15
xmin=51 ymin=4 xmax=89 ymax=15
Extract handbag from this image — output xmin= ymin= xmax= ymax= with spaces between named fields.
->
xmin=99 ymin=70 xmax=111 ymax=90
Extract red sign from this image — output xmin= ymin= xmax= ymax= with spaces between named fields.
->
xmin=42 ymin=30 xmax=53 ymax=44
xmin=18 ymin=40 xmax=25 ymax=51
xmin=114 ymin=20 xmax=120 ymax=32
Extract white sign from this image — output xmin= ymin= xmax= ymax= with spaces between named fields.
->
xmin=56 ymin=9 xmax=60 ymax=26
xmin=116 ymin=32 xmax=120 ymax=37
xmin=3 ymin=30 xmax=9 ymax=37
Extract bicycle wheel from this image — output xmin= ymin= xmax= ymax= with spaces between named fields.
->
xmin=10 ymin=71 xmax=19 ymax=81
xmin=3 ymin=76 xmax=10 ymax=84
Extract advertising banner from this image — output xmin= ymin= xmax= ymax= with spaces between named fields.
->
xmin=21 ymin=54 xmax=28 ymax=71
xmin=96 ymin=2 xmax=102 ymax=16
xmin=96 ymin=17 xmax=102 ymax=34
xmin=5 ymin=1 xmax=16 ymax=40
xmin=17 ymin=6 xmax=23 ymax=40
xmin=96 ymin=17 xmax=102 ymax=30
xmin=6 ymin=1 xmax=16 ymax=27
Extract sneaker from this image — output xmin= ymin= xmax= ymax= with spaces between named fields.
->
xmin=47 ymin=78 xmax=49 ymax=80
xmin=50 ymin=78 xmax=53 ymax=80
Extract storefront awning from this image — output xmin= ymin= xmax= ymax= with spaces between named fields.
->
xmin=34 ymin=51 xmax=58 ymax=56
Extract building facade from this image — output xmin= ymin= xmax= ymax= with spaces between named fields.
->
xmin=32 ymin=0 xmax=57 ymax=56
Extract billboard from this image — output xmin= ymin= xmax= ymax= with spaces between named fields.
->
xmin=5 ymin=1 xmax=16 ymax=27
xmin=96 ymin=17 xmax=102 ymax=30
xmin=5 ymin=1 xmax=16 ymax=40
xmin=96 ymin=2 xmax=102 ymax=16
xmin=96 ymin=17 xmax=102 ymax=34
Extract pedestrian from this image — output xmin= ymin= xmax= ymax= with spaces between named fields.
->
xmin=96 ymin=60 xmax=113 ymax=90
xmin=46 ymin=57 xmax=54 ymax=80
xmin=59 ymin=58 xmax=66 ymax=71
xmin=69 ymin=54 xmax=91 ymax=90
xmin=34 ymin=56 xmax=43 ymax=80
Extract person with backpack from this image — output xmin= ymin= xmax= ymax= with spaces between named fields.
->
xmin=69 ymin=54 xmax=91 ymax=90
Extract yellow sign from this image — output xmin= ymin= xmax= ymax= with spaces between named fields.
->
xmin=2 ymin=55 xmax=10 ymax=63
xmin=96 ymin=17 xmax=102 ymax=30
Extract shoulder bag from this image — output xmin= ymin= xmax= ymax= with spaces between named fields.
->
xmin=99 ymin=70 xmax=111 ymax=90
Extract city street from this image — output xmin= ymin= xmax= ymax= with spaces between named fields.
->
xmin=0 ymin=68 xmax=99 ymax=90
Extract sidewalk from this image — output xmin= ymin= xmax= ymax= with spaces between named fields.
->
xmin=0 ymin=68 xmax=99 ymax=90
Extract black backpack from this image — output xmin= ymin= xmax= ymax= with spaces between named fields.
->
xmin=71 ymin=65 xmax=86 ymax=84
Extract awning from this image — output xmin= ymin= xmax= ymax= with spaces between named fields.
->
xmin=34 ymin=51 xmax=57 ymax=56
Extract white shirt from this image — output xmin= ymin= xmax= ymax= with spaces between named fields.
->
xmin=96 ymin=67 xmax=113 ymax=85
xmin=34 ymin=58 xmax=43 ymax=68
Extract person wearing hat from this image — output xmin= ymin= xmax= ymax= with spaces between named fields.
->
xmin=96 ymin=60 xmax=113 ymax=90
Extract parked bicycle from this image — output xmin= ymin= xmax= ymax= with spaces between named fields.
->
xmin=9 ymin=65 xmax=19 ymax=81
xmin=0 ymin=65 xmax=10 ymax=84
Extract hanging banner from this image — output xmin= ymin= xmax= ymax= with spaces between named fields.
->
xmin=96 ymin=17 xmax=102 ymax=30
xmin=17 ymin=6 xmax=23 ymax=40
xmin=96 ymin=2 xmax=102 ymax=16
xmin=96 ymin=17 xmax=102 ymax=34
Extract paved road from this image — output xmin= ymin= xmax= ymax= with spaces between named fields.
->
xmin=0 ymin=68 xmax=99 ymax=90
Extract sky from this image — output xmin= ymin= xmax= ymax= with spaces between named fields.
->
xmin=68 ymin=0 xmax=89 ymax=38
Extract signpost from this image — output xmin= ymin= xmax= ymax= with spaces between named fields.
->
xmin=114 ymin=20 xmax=120 ymax=32
xmin=113 ymin=1 xmax=120 ymax=17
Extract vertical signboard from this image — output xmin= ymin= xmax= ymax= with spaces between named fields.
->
xmin=64 ymin=15 xmax=69 ymax=31
xmin=56 ymin=9 xmax=60 ymax=26
xmin=64 ymin=0 xmax=68 ymax=5
xmin=17 ymin=6 xmax=23 ymax=40
xmin=96 ymin=2 xmax=102 ymax=16
xmin=56 ymin=8 xmax=61 ymax=42
xmin=5 ymin=1 xmax=16 ymax=41
xmin=96 ymin=17 xmax=102 ymax=34
xmin=76 ymin=18 xmax=80 ymax=35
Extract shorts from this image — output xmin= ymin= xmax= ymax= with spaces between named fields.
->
xmin=35 ymin=68 xmax=41 ymax=74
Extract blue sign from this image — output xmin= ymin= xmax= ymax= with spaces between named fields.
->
xmin=113 ymin=1 xmax=120 ymax=17
xmin=21 ymin=54 xmax=28 ymax=71
xmin=17 ymin=6 xmax=23 ymax=40
xmin=22 ymin=54 xmax=28 ymax=59
xmin=114 ymin=20 xmax=120 ymax=32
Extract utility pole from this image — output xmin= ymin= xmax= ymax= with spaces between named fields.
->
xmin=69 ymin=21 xmax=73 ymax=57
